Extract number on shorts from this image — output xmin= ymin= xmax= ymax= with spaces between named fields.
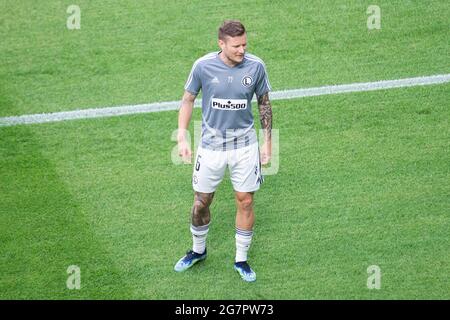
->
xmin=195 ymin=155 xmax=201 ymax=171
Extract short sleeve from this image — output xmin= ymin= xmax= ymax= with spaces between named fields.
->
xmin=184 ymin=62 xmax=202 ymax=95
xmin=255 ymin=62 xmax=272 ymax=97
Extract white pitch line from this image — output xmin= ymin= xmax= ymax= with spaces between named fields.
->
xmin=0 ymin=74 xmax=449 ymax=127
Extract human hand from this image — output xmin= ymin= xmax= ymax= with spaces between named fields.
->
xmin=178 ymin=140 xmax=192 ymax=164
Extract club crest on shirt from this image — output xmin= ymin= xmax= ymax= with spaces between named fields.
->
xmin=241 ymin=75 xmax=253 ymax=87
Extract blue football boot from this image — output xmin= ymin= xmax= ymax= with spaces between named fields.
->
xmin=234 ymin=261 xmax=256 ymax=282
xmin=174 ymin=249 xmax=207 ymax=272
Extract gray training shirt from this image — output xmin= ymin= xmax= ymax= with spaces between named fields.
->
xmin=184 ymin=51 xmax=272 ymax=151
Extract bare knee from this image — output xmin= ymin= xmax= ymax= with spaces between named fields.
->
xmin=194 ymin=192 xmax=214 ymax=211
xmin=236 ymin=193 xmax=254 ymax=214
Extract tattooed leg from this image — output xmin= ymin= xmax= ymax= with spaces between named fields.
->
xmin=191 ymin=192 xmax=214 ymax=227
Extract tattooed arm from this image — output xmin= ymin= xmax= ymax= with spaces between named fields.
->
xmin=257 ymin=93 xmax=273 ymax=165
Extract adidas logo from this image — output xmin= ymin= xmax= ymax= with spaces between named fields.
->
xmin=211 ymin=77 xmax=220 ymax=84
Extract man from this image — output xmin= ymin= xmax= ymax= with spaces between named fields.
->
xmin=174 ymin=20 xmax=273 ymax=282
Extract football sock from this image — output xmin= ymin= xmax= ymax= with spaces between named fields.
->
xmin=190 ymin=223 xmax=209 ymax=254
xmin=235 ymin=227 xmax=253 ymax=262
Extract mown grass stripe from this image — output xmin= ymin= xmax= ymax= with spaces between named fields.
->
xmin=0 ymin=74 xmax=449 ymax=127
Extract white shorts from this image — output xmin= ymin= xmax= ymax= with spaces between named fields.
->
xmin=192 ymin=143 xmax=263 ymax=193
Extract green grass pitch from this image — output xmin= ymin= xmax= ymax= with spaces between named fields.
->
xmin=0 ymin=0 xmax=449 ymax=299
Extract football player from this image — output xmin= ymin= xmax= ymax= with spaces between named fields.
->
xmin=174 ymin=20 xmax=273 ymax=282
